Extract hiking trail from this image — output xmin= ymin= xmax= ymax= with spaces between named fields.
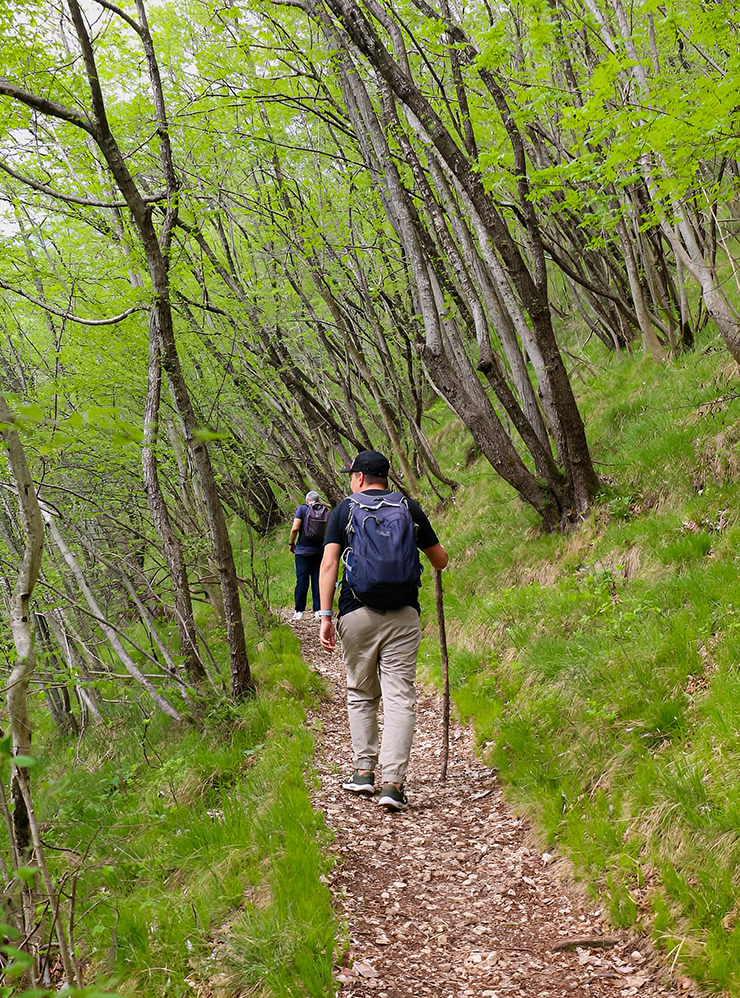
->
xmin=287 ymin=611 xmax=693 ymax=998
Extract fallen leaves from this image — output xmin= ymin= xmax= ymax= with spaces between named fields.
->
xmin=288 ymin=611 xmax=685 ymax=998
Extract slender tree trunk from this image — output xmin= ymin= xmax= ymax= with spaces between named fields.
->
xmin=34 ymin=613 xmax=78 ymax=733
xmin=65 ymin=0 xmax=253 ymax=696
xmin=142 ymin=322 xmax=207 ymax=686
xmin=0 ymin=396 xmax=43 ymax=861
xmin=42 ymin=507 xmax=184 ymax=720
xmin=0 ymin=394 xmax=80 ymax=988
xmin=422 ymin=335 xmax=561 ymax=528
xmin=47 ymin=610 xmax=106 ymax=722
xmin=614 ymin=216 xmax=666 ymax=360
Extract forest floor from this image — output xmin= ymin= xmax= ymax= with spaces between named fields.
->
xmin=286 ymin=612 xmax=694 ymax=998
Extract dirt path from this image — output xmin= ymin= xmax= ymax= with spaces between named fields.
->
xmin=288 ymin=613 xmax=689 ymax=998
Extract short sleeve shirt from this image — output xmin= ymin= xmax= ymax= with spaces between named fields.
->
xmin=324 ymin=489 xmax=440 ymax=617
xmin=293 ymin=503 xmax=325 ymax=556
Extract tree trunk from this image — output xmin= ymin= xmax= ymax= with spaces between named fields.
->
xmin=0 ymin=395 xmax=43 ymax=861
xmin=142 ymin=317 xmax=207 ymax=686
xmin=42 ymin=507 xmax=184 ymax=720
xmin=0 ymin=394 xmax=80 ymax=988
xmin=422 ymin=342 xmax=561 ymax=528
xmin=65 ymin=0 xmax=254 ymax=696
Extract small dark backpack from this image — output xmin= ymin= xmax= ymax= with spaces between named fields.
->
xmin=302 ymin=502 xmax=329 ymax=543
xmin=342 ymin=493 xmax=422 ymax=608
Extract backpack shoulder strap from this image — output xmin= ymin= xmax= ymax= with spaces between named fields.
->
xmin=349 ymin=492 xmax=407 ymax=509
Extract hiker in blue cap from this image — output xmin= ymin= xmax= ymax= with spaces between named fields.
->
xmin=318 ymin=451 xmax=448 ymax=810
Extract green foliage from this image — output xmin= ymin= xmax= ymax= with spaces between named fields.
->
xmin=0 ymin=918 xmax=118 ymax=995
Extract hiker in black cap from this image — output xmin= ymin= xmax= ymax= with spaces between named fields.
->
xmin=289 ymin=490 xmax=328 ymax=621
xmin=318 ymin=450 xmax=448 ymax=810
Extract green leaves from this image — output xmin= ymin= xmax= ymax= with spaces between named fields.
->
xmin=191 ymin=426 xmax=230 ymax=444
xmin=0 ymin=733 xmax=36 ymax=774
xmin=15 ymin=865 xmax=39 ymax=886
xmin=12 ymin=755 xmax=36 ymax=768
xmin=2 ymin=402 xmax=146 ymax=454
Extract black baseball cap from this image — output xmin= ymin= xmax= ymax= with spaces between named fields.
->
xmin=340 ymin=450 xmax=390 ymax=476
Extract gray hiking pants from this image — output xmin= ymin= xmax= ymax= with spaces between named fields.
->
xmin=337 ymin=604 xmax=422 ymax=785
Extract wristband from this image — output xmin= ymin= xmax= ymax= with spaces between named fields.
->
xmin=316 ymin=610 xmax=333 ymax=617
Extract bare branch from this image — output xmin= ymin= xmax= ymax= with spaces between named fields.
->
xmin=0 ymin=159 xmax=166 ymax=208
xmin=0 ymin=78 xmax=96 ymax=136
xmin=90 ymin=0 xmax=144 ymax=36
xmin=0 ymin=280 xmax=147 ymax=325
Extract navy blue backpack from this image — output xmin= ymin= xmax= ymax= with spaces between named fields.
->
xmin=342 ymin=493 xmax=422 ymax=608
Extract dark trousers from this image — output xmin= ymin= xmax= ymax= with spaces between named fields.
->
xmin=294 ymin=551 xmax=323 ymax=612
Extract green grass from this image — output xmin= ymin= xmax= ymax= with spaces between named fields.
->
xmin=35 ymin=629 xmax=337 ymax=998
xmin=402 ymin=336 xmax=740 ymax=993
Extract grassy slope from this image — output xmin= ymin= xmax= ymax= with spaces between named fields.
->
xmin=34 ymin=632 xmax=337 ymax=998
xmin=261 ymin=339 xmax=740 ymax=990
xmin=416 ymin=340 xmax=740 ymax=992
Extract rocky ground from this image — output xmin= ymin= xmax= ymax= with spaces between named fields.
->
xmin=287 ymin=612 xmax=695 ymax=998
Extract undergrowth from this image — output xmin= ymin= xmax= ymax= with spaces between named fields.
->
xmin=35 ymin=629 xmax=337 ymax=997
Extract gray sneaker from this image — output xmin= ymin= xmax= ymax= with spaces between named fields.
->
xmin=379 ymin=784 xmax=408 ymax=810
xmin=342 ymin=771 xmax=375 ymax=794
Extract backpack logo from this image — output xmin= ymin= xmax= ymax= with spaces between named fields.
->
xmin=342 ymin=493 xmax=421 ymax=608
xmin=302 ymin=502 xmax=329 ymax=543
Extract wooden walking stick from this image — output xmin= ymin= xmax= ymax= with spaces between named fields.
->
xmin=434 ymin=569 xmax=450 ymax=781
